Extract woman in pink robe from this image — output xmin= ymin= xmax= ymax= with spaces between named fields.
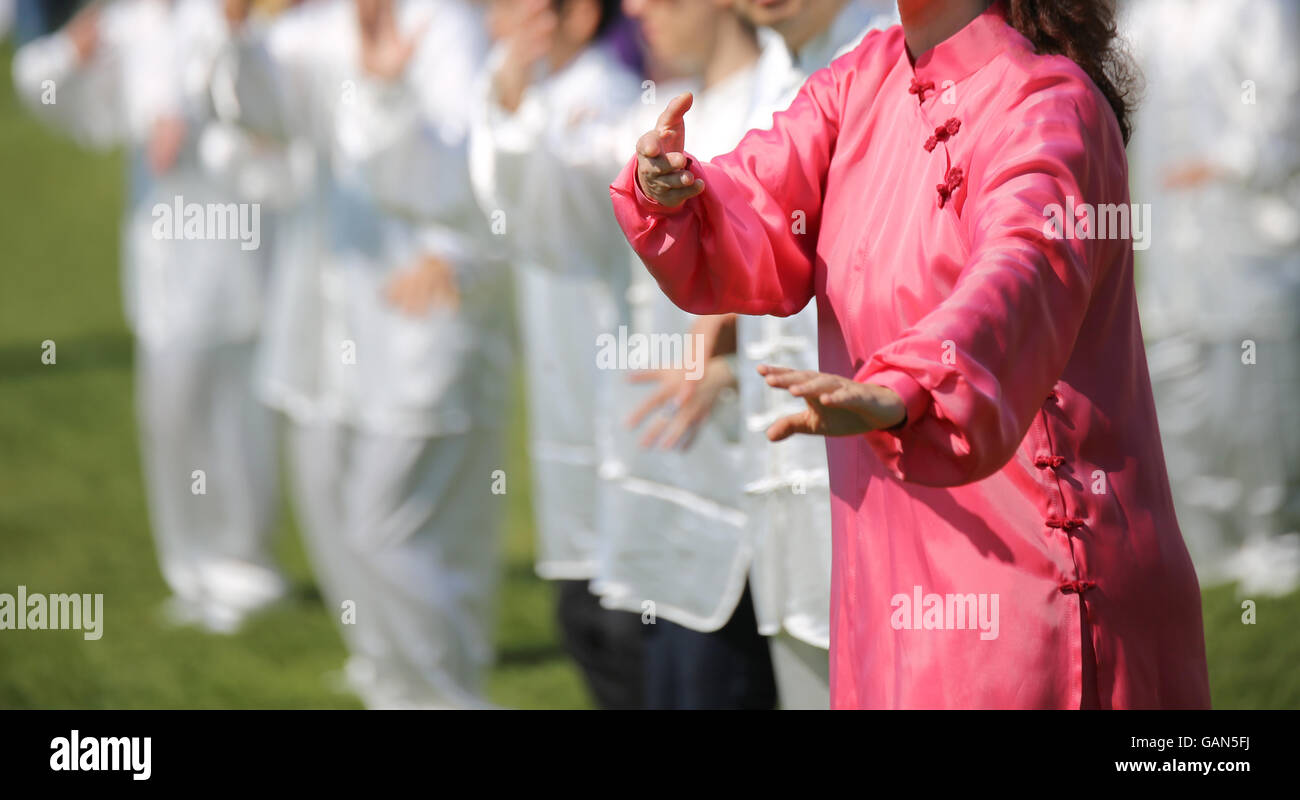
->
xmin=609 ymin=0 xmax=1212 ymax=708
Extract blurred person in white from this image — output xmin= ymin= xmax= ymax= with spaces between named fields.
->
xmin=469 ymin=0 xmax=647 ymax=708
xmin=582 ymin=0 xmax=800 ymax=709
xmin=13 ymin=0 xmax=289 ymax=635
xmin=0 ymin=0 xmax=13 ymax=41
xmin=186 ymin=0 xmax=320 ymax=361
xmin=726 ymin=0 xmax=896 ymax=710
xmin=1125 ymin=0 xmax=1300 ymax=597
xmin=219 ymin=0 xmax=513 ymax=708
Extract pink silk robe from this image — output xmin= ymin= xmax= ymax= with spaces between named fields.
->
xmin=610 ymin=5 xmax=1212 ymax=709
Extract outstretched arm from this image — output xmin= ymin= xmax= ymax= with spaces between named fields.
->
xmin=13 ymin=3 xmax=177 ymax=150
xmin=763 ymin=78 xmax=1124 ymax=489
xmin=609 ymin=57 xmax=846 ymax=318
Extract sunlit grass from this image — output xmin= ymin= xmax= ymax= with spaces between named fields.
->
xmin=0 ymin=40 xmax=1294 ymax=710
xmin=0 ymin=40 xmax=589 ymax=709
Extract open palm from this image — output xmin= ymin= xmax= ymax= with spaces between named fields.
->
xmin=758 ymin=366 xmax=907 ymax=441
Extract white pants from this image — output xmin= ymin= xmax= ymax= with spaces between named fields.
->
xmin=287 ymin=422 xmax=505 ymax=709
xmin=768 ymin=631 xmax=830 ymax=710
xmin=135 ymin=339 xmax=285 ymax=627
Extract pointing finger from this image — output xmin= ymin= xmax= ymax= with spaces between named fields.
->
xmin=656 ymin=92 xmax=693 ymax=133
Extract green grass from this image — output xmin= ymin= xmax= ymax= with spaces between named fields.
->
xmin=1 ymin=41 xmax=1297 ymax=709
xmin=0 ymin=41 xmax=590 ymax=709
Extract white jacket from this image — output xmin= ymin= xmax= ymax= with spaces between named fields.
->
xmin=740 ymin=1 xmax=898 ymax=649
xmin=1124 ymin=0 xmax=1300 ymax=596
xmin=1125 ymin=0 xmax=1300 ymax=341
xmin=594 ymin=36 xmax=801 ymax=631
xmin=218 ymin=0 xmax=512 ymax=437
xmin=13 ymin=0 xmax=268 ymax=347
xmin=469 ymin=43 xmax=643 ymax=578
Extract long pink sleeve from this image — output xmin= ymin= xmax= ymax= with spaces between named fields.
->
xmin=858 ymin=76 xmax=1126 ymax=487
xmin=690 ymin=6 xmax=1212 ymax=710
xmin=608 ymin=59 xmax=847 ymax=317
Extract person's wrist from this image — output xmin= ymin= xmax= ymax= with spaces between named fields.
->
xmin=493 ymin=73 xmax=524 ymax=112
xmin=868 ymin=385 xmax=904 ymax=429
xmin=493 ymin=53 xmax=535 ymax=110
xmin=634 ymin=166 xmax=679 ymax=209
xmin=853 ymin=367 xmax=929 ymax=432
xmin=715 ymin=355 xmax=739 ymax=389
xmin=635 ymin=169 xmax=656 ymax=204
xmin=882 ymin=407 xmax=907 ymax=431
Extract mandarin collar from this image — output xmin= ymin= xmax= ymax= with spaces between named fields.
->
xmin=907 ymin=0 xmax=1013 ymax=86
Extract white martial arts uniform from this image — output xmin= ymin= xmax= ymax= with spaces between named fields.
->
xmin=592 ymin=36 xmax=798 ymax=633
xmin=469 ymin=43 xmax=643 ymax=580
xmin=740 ymin=1 xmax=896 ymax=708
xmin=1125 ymin=0 xmax=1300 ymax=597
xmin=13 ymin=0 xmax=287 ymax=634
xmin=219 ymin=0 xmax=513 ymax=708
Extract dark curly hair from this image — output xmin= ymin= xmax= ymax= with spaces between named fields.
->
xmin=1005 ymin=0 xmax=1140 ymax=143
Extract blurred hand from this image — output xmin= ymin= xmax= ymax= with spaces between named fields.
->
xmin=758 ymin=366 xmax=906 ymax=441
xmin=385 ymin=254 xmax=460 ymax=316
xmin=493 ymin=0 xmax=556 ymax=113
xmin=147 ymin=116 xmax=187 ymax=176
xmin=1162 ymin=161 xmax=1220 ymax=190
xmin=627 ymin=357 xmax=736 ymax=451
xmin=224 ymin=0 xmax=252 ymax=28
xmin=66 ymin=3 xmax=102 ymax=65
xmin=635 ymin=92 xmax=705 ymax=208
xmin=357 ymin=0 xmax=427 ymax=82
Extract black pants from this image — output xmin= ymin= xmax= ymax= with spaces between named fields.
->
xmin=555 ymin=579 xmax=646 ymax=710
xmin=644 ymin=584 xmax=777 ymax=710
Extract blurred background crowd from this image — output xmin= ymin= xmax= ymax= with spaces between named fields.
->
xmin=0 ymin=0 xmax=1297 ymax=709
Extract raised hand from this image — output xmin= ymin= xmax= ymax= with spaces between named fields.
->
xmin=357 ymin=0 xmax=427 ymax=82
xmin=223 ymin=0 xmax=252 ymax=28
xmin=1162 ymin=160 xmax=1220 ymax=190
xmin=493 ymin=0 xmax=557 ymax=113
xmin=635 ymin=92 xmax=705 ymax=208
xmin=66 ymin=2 xmax=102 ymax=65
xmin=758 ymin=365 xmax=906 ymax=441
xmin=385 ymin=254 xmax=460 ymax=316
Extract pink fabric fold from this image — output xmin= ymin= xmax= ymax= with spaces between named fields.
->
xmin=610 ymin=6 xmax=1210 ymax=708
